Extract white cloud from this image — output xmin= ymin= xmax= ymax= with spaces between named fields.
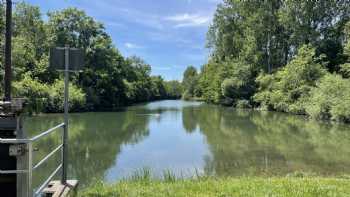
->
xmin=125 ymin=42 xmax=143 ymax=49
xmin=165 ymin=13 xmax=212 ymax=28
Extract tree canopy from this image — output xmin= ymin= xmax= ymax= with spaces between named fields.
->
xmin=183 ymin=0 xmax=350 ymax=122
xmin=0 ymin=2 xmax=181 ymax=113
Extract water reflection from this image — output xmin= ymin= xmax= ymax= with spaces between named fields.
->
xmin=24 ymin=100 xmax=350 ymax=188
xmin=25 ymin=109 xmax=151 ymax=187
xmin=190 ymin=105 xmax=350 ymax=176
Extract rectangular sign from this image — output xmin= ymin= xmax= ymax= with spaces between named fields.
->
xmin=49 ymin=48 xmax=85 ymax=71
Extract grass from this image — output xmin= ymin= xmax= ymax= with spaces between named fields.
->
xmin=79 ymin=170 xmax=350 ymax=197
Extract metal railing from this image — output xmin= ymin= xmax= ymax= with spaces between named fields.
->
xmin=0 ymin=122 xmax=66 ymax=197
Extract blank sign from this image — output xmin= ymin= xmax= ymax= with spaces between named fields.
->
xmin=49 ymin=48 xmax=85 ymax=71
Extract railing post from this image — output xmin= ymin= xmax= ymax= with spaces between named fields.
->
xmin=27 ymin=143 xmax=33 ymax=197
xmin=62 ymin=46 xmax=69 ymax=184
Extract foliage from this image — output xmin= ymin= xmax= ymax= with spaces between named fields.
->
xmin=46 ymin=79 xmax=86 ymax=112
xmin=197 ymin=60 xmax=255 ymax=104
xmin=164 ymin=80 xmax=182 ymax=99
xmin=182 ymin=66 xmax=199 ymax=100
xmin=0 ymin=2 xmax=180 ymax=112
xmin=340 ymin=22 xmax=350 ymax=78
xmin=193 ymin=1 xmax=350 ymax=122
xmin=254 ymin=45 xmax=326 ymax=114
xmin=13 ymin=74 xmax=50 ymax=113
xmin=208 ymin=0 xmax=350 ymax=72
xmin=235 ymin=99 xmax=252 ymax=109
xmin=305 ymin=74 xmax=350 ymax=122
xmin=13 ymin=74 xmax=86 ymax=113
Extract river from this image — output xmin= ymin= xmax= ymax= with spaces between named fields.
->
xmin=24 ymin=100 xmax=350 ymax=188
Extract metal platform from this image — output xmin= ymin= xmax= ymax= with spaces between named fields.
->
xmin=42 ymin=180 xmax=78 ymax=197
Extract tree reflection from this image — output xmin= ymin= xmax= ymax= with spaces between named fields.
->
xmin=25 ymin=109 xmax=151 ymax=187
xmin=189 ymin=105 xmax=350 ymax=177
xmin=182 ymin=106 xmax=199 ymax=133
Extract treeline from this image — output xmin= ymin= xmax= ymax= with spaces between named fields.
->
xmin=182 ymin=0 xmax=350 ymax=123
xmin=0 ymin=2 xmax=182 ymax=113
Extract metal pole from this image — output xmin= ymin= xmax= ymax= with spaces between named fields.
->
xmin=62 ymin=46 xmax=69 ymax=184
xmin=27 ymin=143 xmax=33 ymax=197
xmin=4 ymin=0 xmax=12 ymax=101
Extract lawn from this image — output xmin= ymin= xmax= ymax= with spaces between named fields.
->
xmin=79 ymin=177 xmax=350 ymax=197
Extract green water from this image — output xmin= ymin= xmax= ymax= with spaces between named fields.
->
xmin=24 ymin=100 xmax=350 ymax=188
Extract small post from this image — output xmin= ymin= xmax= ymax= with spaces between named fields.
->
xmin=62 ymin=46 xmax=69 ymax=184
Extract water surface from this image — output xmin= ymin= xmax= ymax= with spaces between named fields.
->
xmin=24 ymin=100 xmax=350 ymax=188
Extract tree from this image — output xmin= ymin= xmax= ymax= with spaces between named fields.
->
xmin=340 ymin=22 xmax=350 ymax=78
xmin=182 ymin=66 xmax=199 ymax=100
xmin=12 ymin=2 xmax=50 ymax=81
xmin=254 ymin=45 xmax=326 ymax=114
xmin=164 ymin=80 xmax=182 ymax=99
xmin=207 ymin=0 xmax=287 ymax=71
xmin=279 ymin=0 xmax=350 ymax=72
xmin=47 ymin=8 xmax=128 ymax=109
xmin=3 ymin=3 xmax=177 ymax=112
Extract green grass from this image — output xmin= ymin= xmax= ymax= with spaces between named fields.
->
xmin=80 ymin=177 xmax=350 ymax=197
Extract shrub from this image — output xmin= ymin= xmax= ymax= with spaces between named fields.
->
xmin=235 ymin=99 xmax=252 ymax=109
xmin=13 ymin=75 xmax=86 ymax=113
xmin=199 ymin=59 xmax=255 ymax=104
xmin=13 ymin=74 xmax=50 ymax=113
xmin=254 ymin=45 xmax=326 ymax=114
xmin=305 ymin=74 xmax=350 ymax=122
xmin=47 ymin=79 xmax=86 ymax=112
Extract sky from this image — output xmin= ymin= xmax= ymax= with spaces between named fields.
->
xmin=26 ymin=0 xmax=221 ymax=80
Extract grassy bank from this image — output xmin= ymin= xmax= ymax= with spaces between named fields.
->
xmin=80 ymin=177 xmax=350 ymax=197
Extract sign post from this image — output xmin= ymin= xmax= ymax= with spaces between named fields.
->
xmin=62 ymin=46 xmax=69 ymax=184
xmin=49 ymin=46 xmax=84 ymax=185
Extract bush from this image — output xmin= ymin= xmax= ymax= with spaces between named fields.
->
xmin=199 ymin=59 xmax=255 ymax=104
xmin=254 ymin=45 xmax=326 ymax=114
xmin=46 ymin=80 xmax=86 ymax=112
xmin=13 ymin=74 xmax=50 ymax=113
xmin=235 ymin=99 xmax=252 ymax=109
xmin=13 ymin=75 xmax=86 ymax=113
xmin=305 ymin=74 xmax=350 ymax=122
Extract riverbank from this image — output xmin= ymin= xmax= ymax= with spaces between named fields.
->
xmin=79 ymin=177 xmax=350 ymax=197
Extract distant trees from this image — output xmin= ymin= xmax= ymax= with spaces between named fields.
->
xmin=0 ymin=2 xmax=180 ymax=113
xmin=182 ymin=1 xmax=350 ymax=122
xmin=164 ymin=80 xmax=182 ymax=99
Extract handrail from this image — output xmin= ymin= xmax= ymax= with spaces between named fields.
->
xmin=0 ymin=123 xmax=65 ymax=144
xmin=0 ymin=169 xmax=28 ymax=174
xmin=34 ymin=164 xmax=62 ymax=197
xmin=0 ymin=122 xmax=66 ymax=196
xmin=31 ymin=123 xmax=65 ymax=142
xmin=33 ymin=144 xmax=63 ymax=170
xmin=0 ymin=138 xmax=31 ymax=144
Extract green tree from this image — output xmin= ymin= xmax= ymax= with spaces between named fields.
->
xmin=11 ymin=2 xmax=51 ymax=81
xmin=279 ymin=0 xmax=350 ymax=72
xmin=164 ymin=80 xmax=182 ymax=99
xmin=3 ymin=4 xmax=178 ymax=113
xmin=182 ymin=66 xmax=199 ymax=100
xmin=254 ymin=45 xmax=326 ymax=114
xmin=47 ymin=8 xmax=128 ymax=109
xmin=340 ymin=22 xmax=350 ymax=78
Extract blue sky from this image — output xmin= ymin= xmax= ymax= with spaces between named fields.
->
xmin=26 ymin=0 xmax=221 ymax=80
